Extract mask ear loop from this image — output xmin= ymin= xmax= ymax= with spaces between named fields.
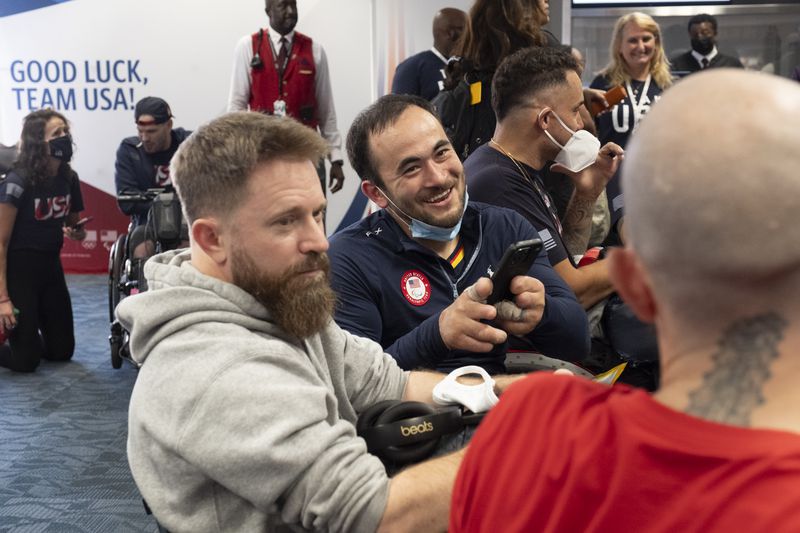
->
xmin=539 ymin=108 xmax=568 ymax=150
xmin=373 ymin=184 xmax=414 ymax=230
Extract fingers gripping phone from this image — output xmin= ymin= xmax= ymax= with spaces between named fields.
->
xmin=486 ymin=239 xmax=544 ymax=305
xmin=591 ymin=85 xmax=627 ymax=117
xmin=74 ymin=215 xmax=93 ymax=228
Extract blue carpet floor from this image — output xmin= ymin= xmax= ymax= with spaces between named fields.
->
xmin=0 ymin=275 xmax=158 ymax=532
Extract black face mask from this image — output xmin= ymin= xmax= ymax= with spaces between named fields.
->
xmin=691 ymin=36 xmax=715 ymax=56
xmin=48 ymin=135 xmax=73 ymax=163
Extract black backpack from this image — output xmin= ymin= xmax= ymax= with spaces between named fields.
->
xmin=0 ymin=143 xmax=16 ymax=176
xmin=432 ymin=70 xmax=496 ymax=161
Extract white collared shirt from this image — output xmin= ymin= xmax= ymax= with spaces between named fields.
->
xmin=691 ymin=46 xmax=719 ymax=68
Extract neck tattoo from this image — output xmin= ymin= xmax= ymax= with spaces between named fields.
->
xmin=685 ymin=312 xmax=787 ymax=426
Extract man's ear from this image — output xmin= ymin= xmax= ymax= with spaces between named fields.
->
xmin=361 ymin=180 xmax=389 ymax=209
xmin=191 ymin=218 xmax=228 ymax=266
xmin=535 ymin=107 xmax=552 ymax=130
xmin=607 ymin=247 xmax=657 ymax=323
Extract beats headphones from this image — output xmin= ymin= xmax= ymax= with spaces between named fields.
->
xmin=357 ymin=400 xmax=484 ymax=467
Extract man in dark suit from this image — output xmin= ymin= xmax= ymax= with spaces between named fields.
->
xmin=670 ymin=14 xmax=743 ymax=75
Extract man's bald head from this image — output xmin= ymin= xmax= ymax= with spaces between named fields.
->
xmin=623 ymin=70 xmax=800 ymax=321
xmin=433 ymin=8 xmax=467 ymax=58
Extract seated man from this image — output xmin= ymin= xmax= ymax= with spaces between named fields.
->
xmin=329 ymin=94 xmax=589 ymax=374
xmin=464 ymin=47 xmax=657 ymax=388
xmin=451 ymin=70 xmax=800 ymax=531
xmin=114 ymin=96 xmax=191 ymax=257
xmin=117 ymin=111 xmax=524 ymax=532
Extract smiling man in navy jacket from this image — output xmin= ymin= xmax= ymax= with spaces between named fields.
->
xmin=329 ymin=94 xmax=588 ymax=374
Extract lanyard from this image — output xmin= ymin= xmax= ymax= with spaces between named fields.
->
xmin=625 ymin=74 xmax=652 ymax=125
xmin=430 ymin=46 xmax=447 ymax=64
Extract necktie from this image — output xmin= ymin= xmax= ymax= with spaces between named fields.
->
xmin=701 ymin=57 xmax=710 ymax=69
xmin=277 ymin=37 xmax=288 ymax=75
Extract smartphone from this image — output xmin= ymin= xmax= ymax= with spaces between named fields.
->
xmin=74 ymin=215 xmax=94 ymax=227
xmin=591 ymin=85 xmax=627 ymax=117
xmin=486 ymin=239 xmax=543 ymax=305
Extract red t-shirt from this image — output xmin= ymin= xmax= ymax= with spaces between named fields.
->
xmin=451 ymin=373 xmax=800 ymax=533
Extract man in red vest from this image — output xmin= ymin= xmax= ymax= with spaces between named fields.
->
xmin=227 ymin=0 xmax=345 ymax=194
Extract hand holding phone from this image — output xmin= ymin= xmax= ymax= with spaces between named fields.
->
xmin=486 ymin=239 xmax=543 ymax=305
xmin=74 ymin=215 xmax=93 ymax=228
xmin=591 ymin=86 xmax=627 ymax=117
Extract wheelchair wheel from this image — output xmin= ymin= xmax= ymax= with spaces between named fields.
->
xmin=110 ymin=325 xmax=123 ymax=369
xmin=108 ymin=234 xmax=127 ymax=322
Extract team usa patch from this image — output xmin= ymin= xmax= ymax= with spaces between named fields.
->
xmin=401 ymin=270 xmax=431 ymax=306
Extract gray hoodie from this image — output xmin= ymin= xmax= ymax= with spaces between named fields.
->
xmin=117 ymin=250 xmax=408 ymax=532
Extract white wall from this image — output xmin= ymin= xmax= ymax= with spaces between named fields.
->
xmin=0 ymin=0 xmax=482 ymax=233
xmin=0 ymin=0 xmax=375 ymax=232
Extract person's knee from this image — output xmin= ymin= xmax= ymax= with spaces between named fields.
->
xmin=42 ymin=336 xmax=74 ymax=362
xmin=15 ymin=358 xmax=41 ymax=372
xmin=132 ymin=240 xmax=155 ymax=259
xmin=0 ymin=344 xmax=41 ymax=372
xmin=43 ymin=349 xmax=74 ymax=362
xmin=128 ymin=225 xmax=155 ymax=259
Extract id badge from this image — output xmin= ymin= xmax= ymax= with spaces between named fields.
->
xmin=273 ymin=99 xmax=287 ymax=117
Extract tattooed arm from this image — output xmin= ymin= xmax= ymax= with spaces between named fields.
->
xmin=553 ymin=142 xmax=624 ymax=256
xmin=562 ymin=191 xmax=598 ymax=257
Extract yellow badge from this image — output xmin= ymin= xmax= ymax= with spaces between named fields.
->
xmin=469 ymin=81 xmax=482 ymax=105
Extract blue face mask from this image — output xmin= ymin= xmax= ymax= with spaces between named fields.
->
xmin=378 ymin=187 xmax=469 ymax=242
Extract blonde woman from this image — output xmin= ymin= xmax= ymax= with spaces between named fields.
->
xmin=590 ymin=12 xmax=672 ymax=243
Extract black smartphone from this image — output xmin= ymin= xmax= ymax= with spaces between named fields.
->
xmin=74 ymin=215 xmax=93 ymax=227
xmin=485 ymin=239 xmax=543 ymax=305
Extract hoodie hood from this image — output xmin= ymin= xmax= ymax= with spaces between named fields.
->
xmin=116 ymin=249 xmax=286 ymax=366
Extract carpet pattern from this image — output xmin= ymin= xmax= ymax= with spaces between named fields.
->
xmin=0 ymin=275 xmax=158 ymax=532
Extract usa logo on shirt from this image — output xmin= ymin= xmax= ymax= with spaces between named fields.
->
xmin=34 ymin=194 xmax=71 ymax=220
xmin=401 ymin=270 xmax=431 ymax=306
xmin=154 ymin=164 xmax=171 ymax=187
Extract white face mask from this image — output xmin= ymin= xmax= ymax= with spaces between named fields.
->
xmin=541 ymin=109 xmax=601 ymax=173
xmin=432 ymin=365 xmax=499 ymax=413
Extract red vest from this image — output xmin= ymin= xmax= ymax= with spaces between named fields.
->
xmin=249 ymin=29 xmax=319 ymax=129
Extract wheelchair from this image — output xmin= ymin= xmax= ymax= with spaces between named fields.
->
xmin=108 ymin=187 xmax=187 ymax=369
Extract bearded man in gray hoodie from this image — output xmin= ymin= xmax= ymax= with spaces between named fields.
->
xmin=117 ymin=111 xmax=523 ymax=532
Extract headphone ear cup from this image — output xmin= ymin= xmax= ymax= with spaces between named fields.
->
xmin=356 ymin=400 xmax=399 ymax=446
xmin=374 ymin=402 xmax=441 ymax=465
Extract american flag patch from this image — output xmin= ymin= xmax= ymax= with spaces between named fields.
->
xmin=3 ymin=182 xmax=24 ymax=200
xmin=539 ymin=228 xmax=557 ymax=251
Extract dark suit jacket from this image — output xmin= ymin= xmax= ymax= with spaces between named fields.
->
xmin=670 ymin=50 xmax=744 ymax=75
